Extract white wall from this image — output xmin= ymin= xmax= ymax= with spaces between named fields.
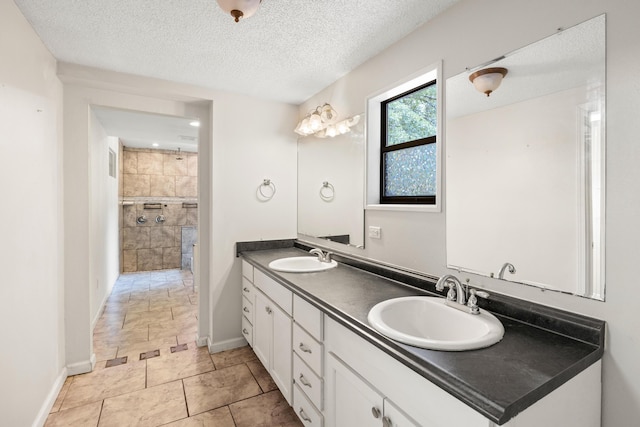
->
xmin=88 ymin=111 xmax=120 ymax=326
xmin=299 ymin=1 xmax=640 ymax=425
xmin=0 ymin=1 xmax=65 ymax=425
xmin=209 ymin=91 xmax=298 ymax=351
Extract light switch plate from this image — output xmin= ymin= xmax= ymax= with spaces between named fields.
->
xmin=369 ymin=226 xmax=381 ymax=239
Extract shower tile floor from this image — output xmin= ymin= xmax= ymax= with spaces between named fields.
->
xmin=45 ymin=269 xmax=302 ymax=427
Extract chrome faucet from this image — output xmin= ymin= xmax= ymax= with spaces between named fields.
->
xmin=497 ymin=262 xmax=516 ymax=280
xmin=309 ymin=248 xmax=332 ymax=263
xmin=435 ymin=274 xmax=466 ymax=305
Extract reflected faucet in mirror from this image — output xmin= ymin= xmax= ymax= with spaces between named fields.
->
xmin=309 ymin=248 xmax=333 ymax=263
xmin=496 ymin=262 xmax=516 ymax=280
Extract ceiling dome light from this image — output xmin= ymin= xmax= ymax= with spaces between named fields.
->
xmin=469 ymin=67 xmax=508 ymax=97
xmin=216 ymin=0 xmax=262 ymax=23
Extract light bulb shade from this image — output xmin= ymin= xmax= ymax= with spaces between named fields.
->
xmin=336 ymin=121 xmax=350 ymax=135
xmin=320 ymin=104 xmax=338 ymax=124
xmin=309 ymin=112 xmax=323 ymax=131
xmin=469 ymin=67 xmax=508 ymax=96
xmin=216 ymin=0 xmax=261 ymax=21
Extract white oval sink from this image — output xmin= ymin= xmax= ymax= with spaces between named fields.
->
xmin=268 ymin=256 xmax=338 ymax=273
xmin=368 ymin=296 xmax=504 ymax=351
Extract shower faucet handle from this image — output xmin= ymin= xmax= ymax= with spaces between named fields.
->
xmin=136 ymin=215 xmax=147 ymax=224
xmin=155 ymin=215 xmax=166 ymax=223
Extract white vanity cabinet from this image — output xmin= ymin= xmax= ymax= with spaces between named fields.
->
xmin=240 ymin=260 xmax=255 ymax=345
xmin=324 ymin=316 xmax=602 ymax=427
xmin=241 ymin=256 xmax=602 ymax=427
xmin=326 ymin=351 xmax=418 ymax=427
xmin=292 ymin=294 xmax=325 ymax=426
xmin=250 ymin=268 xmax=293 ymax=404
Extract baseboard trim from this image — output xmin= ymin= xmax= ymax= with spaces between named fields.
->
xmin=66 ymin=353 xmax=96 ymax=376
xmin=32 ymin=367 xmax=67 ymax=427
xmin=91 ymin=278 xmax=116 ymax=331
xmin=208 ymin=337 xmax=248 ymax=354
xmin=196 ymin=334 xmax=209 ymax=348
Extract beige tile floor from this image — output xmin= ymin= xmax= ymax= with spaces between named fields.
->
xmin=46 ymin=269 xmax=303 ymax=427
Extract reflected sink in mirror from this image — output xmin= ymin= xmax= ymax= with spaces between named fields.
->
xmin=268 ymin=256 xmax=338 ymax=273
xmin=367 ymin=296 xmax=504 ymax=351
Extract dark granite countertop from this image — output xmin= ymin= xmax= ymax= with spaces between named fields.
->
xmin=239 ymin=244 xmax=604 ymax=425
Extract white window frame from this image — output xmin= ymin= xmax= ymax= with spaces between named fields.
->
xmin=365 ymin=61 xmax=443 ymax=213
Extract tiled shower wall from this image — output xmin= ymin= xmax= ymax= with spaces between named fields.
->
xmin=121 ymin=147 xmax=198 ymax=272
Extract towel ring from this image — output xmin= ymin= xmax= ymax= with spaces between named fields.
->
xmin=258 ymin=179 xmax=276 ymax=200
xmin=320 ymin=181 xmax=335 ymax=201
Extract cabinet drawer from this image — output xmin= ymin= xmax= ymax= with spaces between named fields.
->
xmin=241 ymin=278 xmax=254 ymax=300
xmin=294 ymin=384 xmax=324 ymax=427
xmin=294 ymin=294 xmax=323 ymax=341
xmin=242 ymin=259 xmax=253 ymax=282
xmin=254 ymin=270 xmax=292 ymax=315
xmin=242 ymin=296 xmax=253 ymax=323
xmin=293 ymin=322 xmax=322 ymax=374
xmin=241 ymin=315 xmax=253 ymax=346
xmin=294 ymin=353 xmax=323 ymax=410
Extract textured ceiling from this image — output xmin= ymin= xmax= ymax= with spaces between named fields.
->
xmin=447 ymin=15 xmax=605 ymax=119
xmin=14 ymin=0 xmax=460 ymax=105
xmin=92 ymin=106 xmax=199 ymax=152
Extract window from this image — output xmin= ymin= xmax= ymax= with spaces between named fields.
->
xmin=380 ymin=81 xmax=437 ymax=204
xmin=365 ymin=63 xmax=441 ymax=212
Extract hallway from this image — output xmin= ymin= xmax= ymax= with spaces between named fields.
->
xmin=45 ymin=269 xmax=302 ymax=426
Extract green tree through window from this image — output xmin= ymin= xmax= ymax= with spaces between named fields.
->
xmin=381 ymin=80 xmax=437 ymax=204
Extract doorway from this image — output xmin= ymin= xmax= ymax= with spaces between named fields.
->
xmin=91 ymin=106 xmax=200 ymax=276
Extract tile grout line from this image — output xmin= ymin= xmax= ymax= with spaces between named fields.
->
xmin=95 ymin=399 xmax=105 ymax=427
xmin=181 ymin=379 xmax=190 ymax=417
xmin=244 ymin=361 xmax=266 ymax=394
xmin=227 ymin=404 xmax=239 ymax=426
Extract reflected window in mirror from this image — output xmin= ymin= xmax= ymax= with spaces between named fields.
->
xmin=381 ymin=80 xmax=437 ymax=204
xmin=366 ymin=62 xmax=442 ymax=212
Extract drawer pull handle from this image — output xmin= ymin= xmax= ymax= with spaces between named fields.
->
xmin=243 ymin=287 xmax=250 ymax=292
xmin=299 ymin=408 xmax=312 ymax=423
xmin=265 ymin=306 xmax=272 ymax=314
xmin=243 ymin=307 xmax=250 ymax=313
xmin=299 ymin=343 xmax=312 ymax=353
xmin=371 ymin=407 xmax=381 ymax=419
xmin=383 ymin=416 xmax=392 ymax=427
xmin=299 ymin=373 xmax=312 ymax=387
xmin=242 ymin=328 xmax=249 ymax=335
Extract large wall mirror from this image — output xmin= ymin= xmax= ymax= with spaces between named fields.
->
xmin=297 ymin=115 xmax=365 ymax=248
xmin=446 ymin=14 xmax=605 ymax=300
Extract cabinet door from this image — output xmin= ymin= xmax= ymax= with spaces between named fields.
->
xmin=383 ymin=399 xmax=420 ymax=427
xmin=271 ymin=303 xmax=292 ymax=404
xmin=327 ymin=353 xmax=384 ymax=427
xmin=253 ymin=291 xmax=272 ymax=370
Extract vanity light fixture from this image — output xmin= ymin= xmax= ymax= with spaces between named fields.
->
xmin=215 ymin=0 xmax=262 ymax=23
xmin=469 ymin=67 xmax=508 ymax=97
xmin=189 ymin=120 xmax=200 ymax=127
xmin=294 ymin=103 xmax=360 ymax=138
